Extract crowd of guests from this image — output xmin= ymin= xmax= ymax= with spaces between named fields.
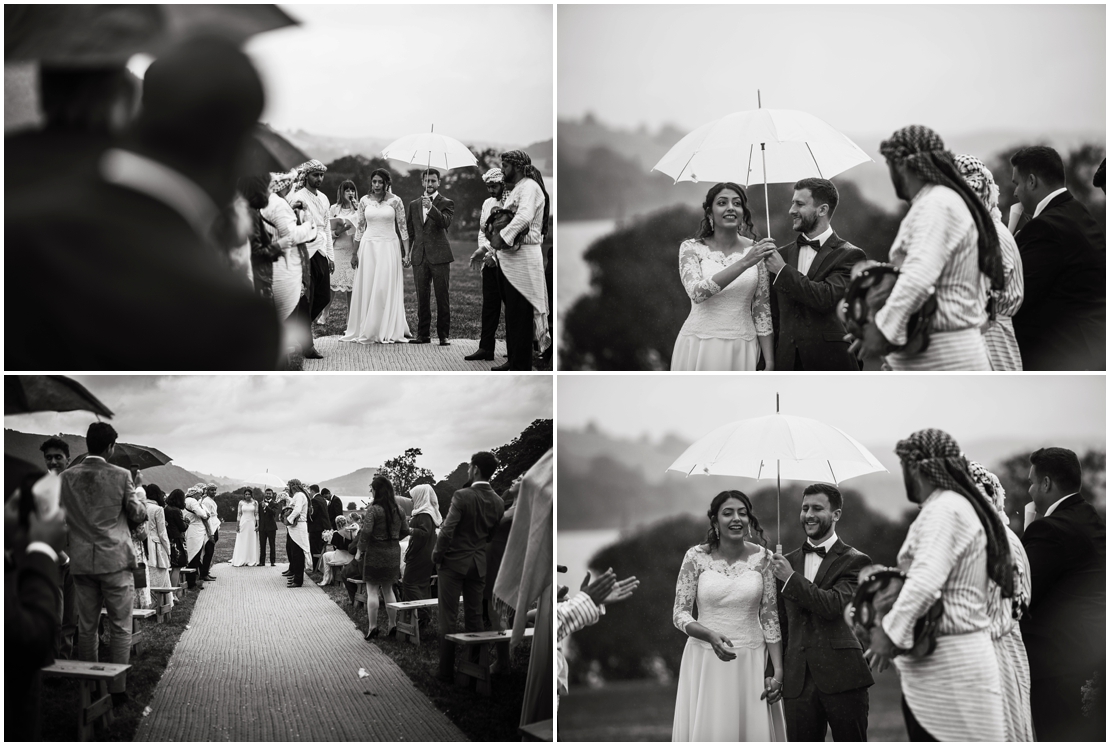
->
xmin=672 ymin=124 xmax=1105 ymax=372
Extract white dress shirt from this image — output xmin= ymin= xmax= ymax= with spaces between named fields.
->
xmin=1032 ymin=187 xmax=1069 ymax=219
xmin=802 ymin=531 xmax=839 ymax=582
xmin=796 ymin=224 xmax=834 ymax=276
xmin=1044 ymin=492 xmax=1079 ymax=517
xmin=422 ymin=190 xmax=440 ymax=222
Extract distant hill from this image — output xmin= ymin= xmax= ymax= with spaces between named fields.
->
xmin=318 ymin=467 xmax=377 ymax=499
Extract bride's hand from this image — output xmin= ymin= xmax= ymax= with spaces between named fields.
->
xmin=351 ymin=255 xmax=359 ymax=270
xmin=761 ymin=676 xmax=783 ymax=703
xmin=709 ymin=632 xmax=736 ymax=662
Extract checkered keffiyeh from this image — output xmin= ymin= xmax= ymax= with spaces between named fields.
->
xmin=896 ymin=429 xmax=1014 ymax=597
xmin=968 ymin=460 xmax=1006 ymax=515
xmin=482 ymin=167 xmax=504 ymax=184
xmin=185 ymin=483 xmax=206 ymax=499
xmin=879 ymin=125 xmax=954 ymax=186
xmin=955 ymin=154 xmax=1002 ymax=222
xmin=269 ymin=170 xmax=295 ymax=194
xmin=297 ymin=159 xmax=326 ymax=174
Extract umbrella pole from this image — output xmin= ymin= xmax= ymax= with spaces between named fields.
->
xmin=776 ymin=460 xmax=782 ymax=555
xmin=757 ymin=90 xmax=771 ymax=239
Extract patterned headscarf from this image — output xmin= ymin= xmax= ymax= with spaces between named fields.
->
xmin=968 ymin=460 xmax=1007 ymax=516
xmin=895 ymin=429 xmax=1014 ymax=598
xmin=482 ymin=167 xmax=504 ymax=184
xmin=269 ymin=170 xmax=295 ymax=194
xmin=880 ymin=125 xmax=1003 ymax=291
xmin=185 ymin=483 xmax=206 ymax=499
xmin=500 ymin=149 xmax=549 ymax=239
xmin=292 ymin=159 xmax=327 ymax=192
xmin=955 ymin=154 xmax=1002 ymax=223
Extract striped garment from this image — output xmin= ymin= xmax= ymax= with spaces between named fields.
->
xmin=262 ymin=193 xmax=316 ymax=322
xmin=496 ymin=178 xmax=550 ymax=349
xmin=289 ymin=187 xmax=335 ymax=261
xmin=558 ymin=592 xmax=602 ymax=696
xmin=886 ymin=327 xmax=991 ymax=370
xmin=876 ymin=184 xmax=991 ymax=369
xmin=987 ymin=527 xmax=1034 ymax=741
xmin=983 ymin=219 xmax=1024 ymax=370
xmin=884 ymin=489 xmax=1005 ymax=741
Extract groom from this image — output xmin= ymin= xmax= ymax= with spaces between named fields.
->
xmin=406 ymin=168 xmax=455 ymax=346
xmin=767 ymin=484 xmax=874 ymax=741
xmin=764 ymin=178 xmax=866 ymax=370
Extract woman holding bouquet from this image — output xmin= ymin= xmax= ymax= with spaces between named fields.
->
xmin=356 ymin=475 xmax=410 ymax=639
xmin=230 ymin=489 xmax=261 ymax=567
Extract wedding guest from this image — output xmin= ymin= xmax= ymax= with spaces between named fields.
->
xmin=262 ymin=170 xmax=316 ymax=324
xmin=164 ymin=490 xmax=188 ymax=584
xmin=466 ymin=168 xmax=507 ymax=361
xmin=289 ymin=161 xmax=335 ymax=359
xmin=484 ymin=481 xmax=517 ymax=627
xmin=59 ymin=422 xmax=147 ymax=706
xmin=860 ymin=125 xmax=1003 ymax=370
xmin=39 ymin=436 xmax=77 ymax=660
xmin=402 ymin=485 xmax=442 ymax=627
xmin=492 ymin=151 xmax=551 ymax=370
xmin=143 ymin=484 xmax=174 ymax=609
xmin=239 ymin=174 xmax=284 ymax=304
xmin=308 ymin=484 xmax=333 ymax=564
xmin=326 ymin=488 xmax=342 ymax=528
xmin=318 ymin=515 xmax=355 ymax=586
xmin=407 ymin=168 xmax=455 ymax=346
xmin=1020 ymin=447 xmax=1105 ymax=741
xmin=356 ymin=476 xmax=409 ymax=639
xmin=327 ymin=180 xmax=361 ymax=325
xmin=954 ymin=155 xmax=1025 ymax=370
xmin=557 ymin=568 xmax=639 ymax=705
xmin=1008 ymin=146 xmax=1106 ymax=371
xmin=283 ymin=481 xmax=312 ymax=588
xmin=182 ymin=485 xmax=212 ymax=590
xmin=1094 ymin=159 xmax=1105 ymax=194
xmin=867 ymin=429 xmax=1011 ymax=741
xmin=342 ymin=515 xmax=365 ymax=605
xmin=763 ymin=178 xmax=866 ymax=371
xmin=200 ymin=484 xmax=220 ymax=582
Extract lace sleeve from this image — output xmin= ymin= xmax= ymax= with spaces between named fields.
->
xmin=679 ymin=242 xmax=721 ymax=303
xmin=758 ymin=548 xmax=782 ymax=643
xmin=392 ymin=195 xmax=409 ymax=242
xmin=673 ymin=547 xmax=702 ymax=633
xmin=356 ymin=197 xmax=367 ymax=237
xmin=753 ymin=260 xmax=773 ymax=336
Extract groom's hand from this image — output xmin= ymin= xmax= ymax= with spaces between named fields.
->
xmin=763 ymin=249 xmax=786 ymax=274
xmin=770 ymin=553 xmax=793 ymax=583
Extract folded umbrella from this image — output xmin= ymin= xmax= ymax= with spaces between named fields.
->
xmin=5 ymin=375 xmax=114 ymax=418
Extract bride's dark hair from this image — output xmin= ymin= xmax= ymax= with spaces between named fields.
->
xmin=694 ymin=182 xmax=757 ymax=241
xmin=704 ymin=490 xmax=767 ymax=550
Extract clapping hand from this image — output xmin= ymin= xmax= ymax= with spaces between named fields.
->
xmin=601 ymin=575 xmax=641 ymax=605
xmin=581 ymin=568 xmax=617 ymax=606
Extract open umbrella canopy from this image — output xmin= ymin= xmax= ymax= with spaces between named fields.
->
xmin=382 ymin=131 xmax=478 ymax=172
xmin=71 ymin=442 xmax=172 ymax=471
xmin=5 ymin=375 xmax=114 ymax=418
xmin=245 ymin=471 xmax=287 ymax=489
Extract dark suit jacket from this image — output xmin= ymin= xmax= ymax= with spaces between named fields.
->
xmin=406 ymin=193 xmax=454 ymax=265
xmin=308 ymin=494 xmax=333 ymax=532
xmin=1020 ymin=493 xmax=1106 ymax=681
xmin=327 ymin=496 xmax=342 ymax=526
xmin=6 ymin=170 xmax=281 ymax=370
xmin=775 ymin=539 xmax=875 ymax=698
xmin=1011 ymin=191 xmax=1106 ymax=371
xmin=4 ymin=551 xmax=61 ymax=741
xmin=770 ymin=232 xmax=866 ymax=370
xmin=432 ymin=483 xmax=504 ymax=577
xmin=258 ymin=500 xmax=278 ymax=533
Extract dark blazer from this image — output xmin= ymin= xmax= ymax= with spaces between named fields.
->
xmin=432 ymin=483 xmax=504 ymax=577
xmin=308 ymin=494 xmax=333 ymax=532
xmin=4 ymin=551 xmax=61 ymax=741
xmin=1011 ymin=191 xmax=1106 ymax=371
xmin=770 ymin=232 xmax=866 ymax=370
xmin=327 ymin=495 xmax=343 ymax=526
xmin=406 ymin=193 xmax=455 ymax=265
xmin=258 ymin=500 xmax=278 ymax=533
xmin=775 ymin=538 xmax=875 ymax=699
xmin=1020 ymin=493 xmax=1106 ymax=681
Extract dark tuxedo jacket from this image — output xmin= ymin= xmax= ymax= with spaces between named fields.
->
xmin=327 ymin=495 xmax=343 ymax=526
xmin=432 ymin=483 xmax=504 ymax=577
xmin=1011 ymin=191 xmax=1106 ymax=371
xmin=1020 ymin=493 xmax=1106 ymax=681
xmin=769 ymin=232 xmax=866 ymax=370
xmin=307 ymin=494 xmax=333 ymax=532
xmin=258 ymin=500 xmax=278 ymax=533
xmin=406 ymin=193 xmax=455 ymax=266
xmin=775 ymin=538 xmax=875 ymax=699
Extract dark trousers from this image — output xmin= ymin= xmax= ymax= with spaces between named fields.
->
xmin=286 ymin=533 xmax=305 ymax=585
xmin=1030 ymin=672 xmax=1104 ymax=741
xmin=259 ymin=530 xmax=276 ymax=565
xmin=545 ymin=242 xmax=553 ymax=321
xmin=412 ymin=261 xmax=451 ymax=340
xmin=291 ymin=252 xmax=332 ymax=345
xmin=783 ymin=666 xmax=869 ymax=741
xmin=901 ymin=696 xmax=936 ymax=741
xmin=403 ymin=568 xmax=433 ymax=625
xmin=437 ymin=563 xmax=485 ymax=680
xmin=200 ymin=529 xmax=218 ymax=577
xmin=309 ymin=530 xmax=323 ymax=557
xmin=478 ymin=264 xmax=502 ymax=352
xmin=498 ymin=268 xmax=534 ymax=370
xmin=186 ymin=547 xmax=204 ymax=587
xmin=53 ymin=560 xmax=77 ymax=660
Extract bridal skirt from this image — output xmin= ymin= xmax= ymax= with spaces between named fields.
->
xmin=230 ymin=528 xmax=260 ymax=567
xmin=672 ymin=639 xmax=786 ymax=742
xmin=671 ymin=334 xmax=760 ymax=372
xmin=340 ymin=235 xmax=411 ymax=344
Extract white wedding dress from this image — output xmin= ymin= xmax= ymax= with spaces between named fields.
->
xmin=671 ymin=240 xmax=772 ymax=371
xmin=230 ymin=500 xmax=260 ymax=567
xmin=340 ymin=195 xmax=412 ymax=344
xmin=672 ymin=544 xmax=786 ymax=742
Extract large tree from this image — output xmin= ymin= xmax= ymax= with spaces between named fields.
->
xmin=377 ymin=447 xmax=436 ymax=497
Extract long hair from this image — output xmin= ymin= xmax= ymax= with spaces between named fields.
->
xmin=334 ymin=179 xmax=358 ymax=210
xmin=368 ymin=168 xmax=392 ymax=197
xmin=167 ymin=489 xmax=186 ymax=510
xmin=287 ymin=479 xmax=307 ymax=498
xmin=703 ymin=490 xmax=767 ymax=550
xmin=370 ymin=475 xmax=399 ymax=536
xmin=145 ymin=483 xmax=166 ymax=507
xmin=694 ymin=182 xmax=757 ymax=241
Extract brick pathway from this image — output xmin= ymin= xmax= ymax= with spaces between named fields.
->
xmin=134 ymin=563 xmax=466 ymax=741
xmin=303 ymin=336 xmax=510 ymax=372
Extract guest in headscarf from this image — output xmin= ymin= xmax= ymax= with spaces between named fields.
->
xmin=402 ymin=485 xmax=443 ymax=627
xmin=182 ymin=484 xmax=212 ymax=589
xmin=867 ymin=429 xmax=1012 ymax=742
xmin=955 ymin=155 xmax=1024 ymax=370
xmin=968 ymin=461 xmax=1034 ymax=742
xmin=492 ymin=150 xmax=551 ymax=370
xmin=262 ymin=169 xmax=316 ymax=357
xmin=857 ymin=125 xmax=1003 ymax=370
xmin=466 ymin=168 xmax=507 ymax=361
xmin=289 ymin=159 xmax=334 ymax=359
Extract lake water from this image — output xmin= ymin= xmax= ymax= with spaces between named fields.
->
xmin=558 ymin=219 xmax=618 ymax=324
xmin=557 ymin=528 xmax=623 ymax=592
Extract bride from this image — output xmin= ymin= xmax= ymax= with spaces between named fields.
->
xmin=671 ymin=183 xmax=777 ymax=371
xmin=672 ymin=490 xmax=786 ymax=742
xmin=340 ymin=169 xmax=412 ymax=344
xmin=230 ymin=489 xmax=260 ymax=567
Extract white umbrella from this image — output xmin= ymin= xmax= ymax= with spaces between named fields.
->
xmin=245 ymin=471 xmax=286 ymax=489
xmin=666 ymin=395 xmax=886 ymax=552
xmin=652 ymin=91 xmax=872 ymax=235
xmin=381 ymin=125 xmax=478 ymax=172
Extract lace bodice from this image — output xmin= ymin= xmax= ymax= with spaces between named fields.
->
xmin=672 ymin=544 xmax=780 ymax=648
xmin=358 ymin=195 xmax=408 ymax=241
xmin=237 ymin=500 xmax=257 ymax=529
xmin=677 ymin=239 xmax=772 ymax=340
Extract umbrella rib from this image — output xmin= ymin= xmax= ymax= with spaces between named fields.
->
xmin=806 ymin=142 xmax=823 ymax=178
xmin=746 ymin=144 xmax=755 ymax=184
xmin=828 ymin=460 xmax=838 ymax=485
xmin=675 ymin=148 xmax=700 ymax=183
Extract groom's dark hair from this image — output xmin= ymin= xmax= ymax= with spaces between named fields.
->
xmin=802 ymin=483 xmax=843 ymax=512
xmin=421 ymin=168 xmax=441 ymax=180
xmin=470 ymin=451 xmax=499 ymax=481
xmin=793 ymin=178 xmax=839 ymax=217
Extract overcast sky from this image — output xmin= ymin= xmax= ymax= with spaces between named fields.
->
xmin=559 ymin=375 xmax=1105 ymax=449
xmin=5 ymin=376 xmax=551 ymax=483
xmin=559 ymin=4 xmax=1105 ymax=137
xmin=244 ymin=4 xmax=552 ymax=144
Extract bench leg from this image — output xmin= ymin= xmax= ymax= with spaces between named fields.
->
xmin=476 ymin=643 xmax=493 ymax=696
xmin=78 ymin=680 xmax=94 ymax=742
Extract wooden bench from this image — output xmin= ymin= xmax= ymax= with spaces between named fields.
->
xmin=444 ymin=627 xmax=534 ymax=695
xmin=349 ymin=579 xmax=367 ymax=611
xmin=100 ymin=608 xmax=156 ymax=655
xmin=385 ymin=598 xmax=439 ymax=645
xmin=148 ymin=586 xmax=184 ymax=623
xmin=41 ymin=660 xmax=130 ymax=741
xmin=519 ymin=718 xmax=553 ymax=742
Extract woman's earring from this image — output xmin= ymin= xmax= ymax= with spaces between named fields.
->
xmin=747 ymin=526 xmax=752 ymax=538
xmin=713 ymin=524 xmax=720 ymax=540
xmin=709 ymin=216 xmax=715 ymax=231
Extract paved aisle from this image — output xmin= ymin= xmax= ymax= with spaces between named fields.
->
xmin=303 ymin=336 xmax=509 ymax=371
xmin=135 ymin=563 xmax=466 ymax=741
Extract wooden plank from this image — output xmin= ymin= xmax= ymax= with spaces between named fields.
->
xmin=519 ymin=719 xmax=553 ymax=742
xmin=385 ymin=598 xmax=439 ymax=610
xmin=84 ymin=692 xmax=114 ymax=723
xmin=42 ymin=660 xmax=130 ymax=683
xmin=445 ymin=627 xmax=533 ymax=645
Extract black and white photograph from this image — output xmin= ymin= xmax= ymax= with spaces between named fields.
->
xmin=558 ymin=375 xmax=1105 ymax=741
xmin=5 ymin=4 xmax=554 ymax=372
xmin=558 ymin=4 xmax=1105 ymax=372
xmin=6 ymin=374 xmax=552 ymax=741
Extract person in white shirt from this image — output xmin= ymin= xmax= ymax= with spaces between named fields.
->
xmin=200 ymin=484 xmax=221 ymax=582
xmin=466 ymin=168 xmax=507 ymax=361
xmin=289 ymin=160 xmax=335 ymax=359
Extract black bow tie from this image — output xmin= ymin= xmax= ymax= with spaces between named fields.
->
xmin=797 ymin=236 xmax=821 ymax=250
xmin=802 ymin=543 xmax=827 ymax=557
